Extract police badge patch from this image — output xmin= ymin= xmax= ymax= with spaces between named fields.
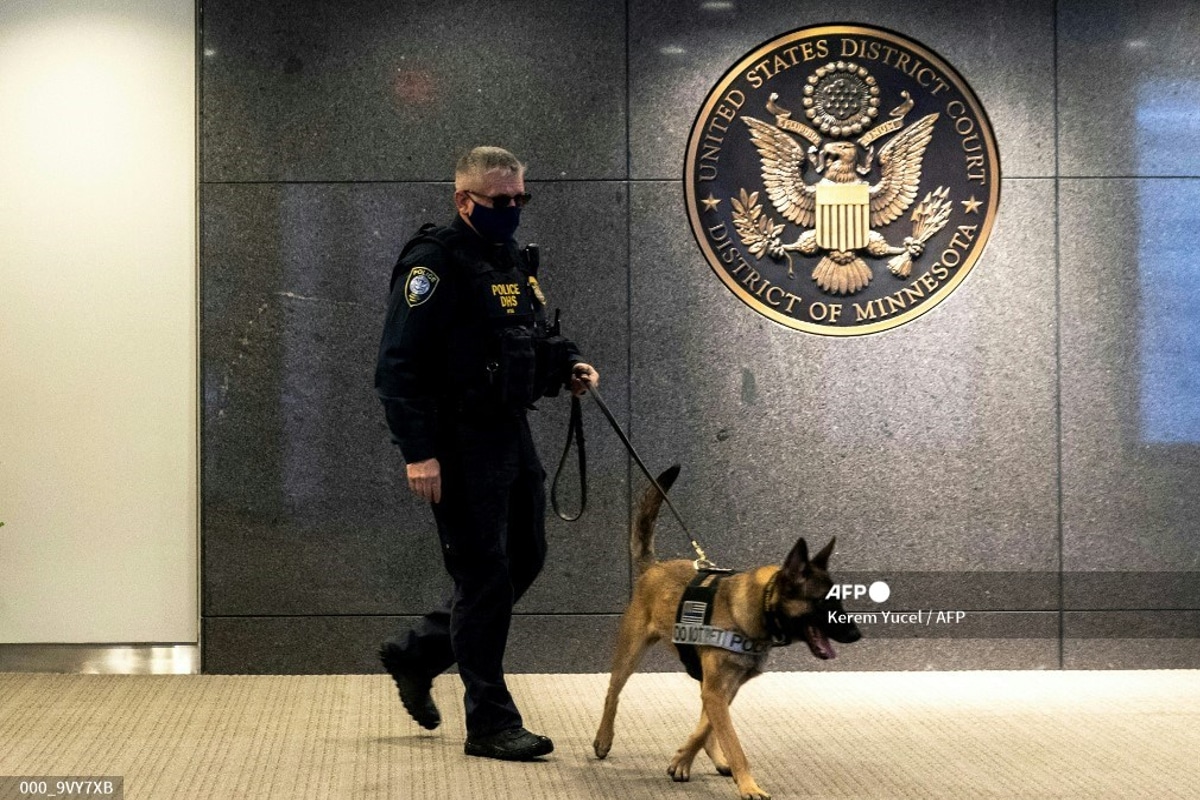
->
xmin=404 ymin=266 xmax=439 ymax=307
xmin=685 ymin=24 xmax=1000 ymax=335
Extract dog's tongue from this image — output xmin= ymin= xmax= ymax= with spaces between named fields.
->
xmin=805 ymin=623 xmax=836 ymax=660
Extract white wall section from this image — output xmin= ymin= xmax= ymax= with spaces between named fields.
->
xmin=0 ymin=1 xmax=197 ymax=642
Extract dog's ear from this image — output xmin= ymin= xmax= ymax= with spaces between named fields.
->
xmin=811 ymin=537 xmax=836 ymax=571
xmin=781 ymin=537 xmax=811 ymax=579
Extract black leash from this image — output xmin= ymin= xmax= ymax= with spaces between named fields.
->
xmin=551 ymin=382 xmax=721 ymax=571
xmin=550 ymin=394 xmax=587 ymax=522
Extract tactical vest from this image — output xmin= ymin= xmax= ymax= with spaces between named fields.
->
xmin=395 ymin=223 xmax=571 ymax=409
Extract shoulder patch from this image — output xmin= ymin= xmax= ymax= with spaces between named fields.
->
xmin=528 ymin=275 xmax=547 ymax=305
xmin=405 ymin=266 xmax=440 ymax=307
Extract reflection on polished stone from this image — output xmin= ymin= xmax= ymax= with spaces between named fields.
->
xmin=0 ymin=645 xmax=198 ymax=675
xmin=1059 ymin=0 xmax=1200 ymax=176
xmin=202 ymin=614 xmax=1059 ymax=673
xmin=1060 ymin=178 xmax=1200 ymax=573
xmin=201 ymin=0 xmax=627 ymax=182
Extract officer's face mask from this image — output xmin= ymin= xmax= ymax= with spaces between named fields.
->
xmin=468 ymin=199 xmax=521 ymax=243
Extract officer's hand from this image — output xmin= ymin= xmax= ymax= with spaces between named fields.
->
xmin=406 ymin=458 xmax=442 ymax=504
xmin=570 ymin=363 xmax=599 ymax=396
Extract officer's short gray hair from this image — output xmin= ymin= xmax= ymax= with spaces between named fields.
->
xmin=455 ymin=146 xmax=525 ymax=190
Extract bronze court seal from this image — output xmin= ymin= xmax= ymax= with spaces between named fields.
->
xmin=684 ymin=24 xmax=1000 ymax=335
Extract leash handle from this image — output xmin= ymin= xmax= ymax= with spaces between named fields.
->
xmin=550 ymin=394 xmax=587 ymax=521
xmin=583 ymin=382 xmax=718 ymax=569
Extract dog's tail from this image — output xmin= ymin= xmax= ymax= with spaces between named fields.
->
xmin=632 ymin=464 xmax=681 ymax=579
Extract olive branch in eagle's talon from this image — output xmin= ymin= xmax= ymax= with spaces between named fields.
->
xmin=730 ymin=188 xmax=796 ymax=277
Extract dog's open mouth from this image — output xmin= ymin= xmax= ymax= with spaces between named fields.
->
xmin=803 ymin=623 xmax=837 ymax=660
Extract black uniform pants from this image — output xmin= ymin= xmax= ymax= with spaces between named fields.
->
xmin=386 ymin=410 xmax=547 ymax=738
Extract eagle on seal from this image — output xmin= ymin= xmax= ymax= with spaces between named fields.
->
xmin=741 ymin=97 xmax=939 ymax=295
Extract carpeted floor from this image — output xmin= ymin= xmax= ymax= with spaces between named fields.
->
xmin=1 ymin=670 xmax=1198 ymax=799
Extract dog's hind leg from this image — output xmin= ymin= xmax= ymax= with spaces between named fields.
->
xmin=593 ymin=609 xmax=658 ymax=759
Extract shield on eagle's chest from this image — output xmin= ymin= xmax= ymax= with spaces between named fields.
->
xmin=815 ymin=183 xmax=870 ymax=251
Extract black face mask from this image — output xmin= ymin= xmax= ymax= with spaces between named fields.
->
xmin=469 ymin=202 xmax=521 ymax=243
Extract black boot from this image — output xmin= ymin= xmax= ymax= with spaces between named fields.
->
xmin=379 ymin=643 xmax=440 ymax=730
xmin=464 ymin=727 xmax=554 ymax=761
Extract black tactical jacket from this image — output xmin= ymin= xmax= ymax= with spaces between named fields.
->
xmin=375 ymin=215 xmax=582 ymax=463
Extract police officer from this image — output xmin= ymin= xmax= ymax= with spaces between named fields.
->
xmin=375 ymin=146 xmax=599 ymax=761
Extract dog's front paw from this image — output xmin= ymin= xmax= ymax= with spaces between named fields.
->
xmin=592 ymin=737 xmax=611 ymax=760
xmin=667 ymin=751 xmax=693 ymax=782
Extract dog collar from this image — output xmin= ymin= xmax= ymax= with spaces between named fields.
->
xmin=763 ymin=571 xmax=794 ymax=647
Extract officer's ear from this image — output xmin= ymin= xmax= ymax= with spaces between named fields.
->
xmin=454 ymin=190 xmax=473 ymax=216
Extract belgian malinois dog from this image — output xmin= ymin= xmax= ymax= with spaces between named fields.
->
xmin=593 ymin=465 xmax=861 ymax=800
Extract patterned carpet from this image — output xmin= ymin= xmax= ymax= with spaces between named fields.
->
xmin=2 ymin=670 xmax=1198 ymax=799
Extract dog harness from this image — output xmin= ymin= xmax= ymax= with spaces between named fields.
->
xmin=672 ymin=570 xmax=772 ymax=681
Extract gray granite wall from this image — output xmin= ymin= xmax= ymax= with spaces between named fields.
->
xmin=200 ymin=0 xmax=1200 ymax=673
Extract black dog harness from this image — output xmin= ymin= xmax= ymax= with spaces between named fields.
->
xmin=671 ymin=570 xmax=773 ymax=681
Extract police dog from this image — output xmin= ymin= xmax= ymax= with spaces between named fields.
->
xmin=592 ymin=466 xmax=861 ymax=800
